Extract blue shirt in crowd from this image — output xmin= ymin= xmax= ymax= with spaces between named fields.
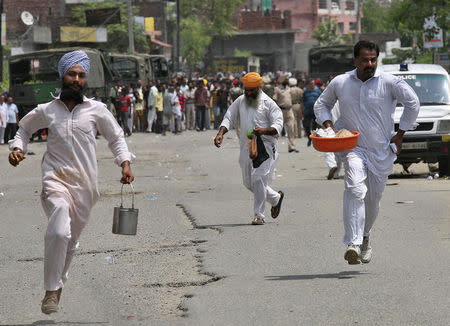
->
xmin=302 ymin=87 xmax=322 ymax=116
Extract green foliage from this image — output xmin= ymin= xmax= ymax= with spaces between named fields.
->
xmin=387 ymin=0 xmax=449 ymax=47
xmin=388 ymin=0 xmax=448 ymax=32
xmin=0 ymin=59 xmax=9 ymax=92
xmin=70 ymin=0 xmax=149 ymax=53
xmin=180 ymin=17 xmax=211 ymax=71
xmin=415 ymin=51 xmax=433 ymax=64
xmin=234 ymin=49 xmax=252 ymax=57
xmin=180 ymin=0 xmax=246 ymax=38
xmin=361 ymin=0 xmax=392 ymax=33
xmin=0 ymin=45 xmax=11 ymax=92
xmin=311 ymin=17 xmax=353 ymax=46
xmin=178 ymin=0 xmax=246 ymax=70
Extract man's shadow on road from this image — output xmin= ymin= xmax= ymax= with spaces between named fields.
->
xmin=265 ymin=271 xmax=367 ymax=281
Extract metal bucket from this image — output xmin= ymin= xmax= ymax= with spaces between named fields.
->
xmin=112 ymin=183 xmax=139 ymax=235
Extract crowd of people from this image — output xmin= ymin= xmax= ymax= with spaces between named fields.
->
xmin=103 ymin=71 xmax=332 ymax=152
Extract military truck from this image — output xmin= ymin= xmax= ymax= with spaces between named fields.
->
xmin=9 ymin=47 xmax=115 ymax=118
xmin=136 ymin=54 xmax=170 ymax=83
xmin=107 ymin=53 xmax=149 ymax=87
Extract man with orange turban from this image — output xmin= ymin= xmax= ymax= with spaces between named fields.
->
xmin=214 ymin=72 xmax=284 ymax=225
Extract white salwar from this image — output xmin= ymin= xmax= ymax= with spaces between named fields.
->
xmin=0 ymin=102 xmax=8 ymax=144
xmin=314 ymin=69 xmax=419 ymax=245
xmin=9 ymin=96 xmax=135 ymax=291
xmin=221 ymin=91 xmax=284 ymax=219
xmin=147 ymin=85 xmax=158 ymax=132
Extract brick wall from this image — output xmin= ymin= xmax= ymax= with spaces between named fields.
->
xmin=4 ymin=0 xmax=62 ymax=40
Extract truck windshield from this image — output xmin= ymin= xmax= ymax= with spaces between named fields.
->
xmin=397 ymin=74 xmax=450 ymax=105
xmin=151 ymin=57 xmax=169 ymax=80
xmin=10 ymin=55 xmax=60 ymax=85
xmin=111 ymin=58 xmax=138 ymax=79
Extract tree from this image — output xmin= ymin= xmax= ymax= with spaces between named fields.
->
xmin=311 ymin=17 xmax=353 ymax=46
xmin=180 ymin=17 xmax=211 ymax=73
xmin=176 ymin=0 xmax=246 ymax=70
xmin=361 ymin=0 xmax=392 ymax=33
xmin=70 ymin=0 xmax=149 ymax=53
xmin=387 ymin=0 xmax=449 ymax=48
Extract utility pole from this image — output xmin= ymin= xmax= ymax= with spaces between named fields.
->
xmin=176 ymin=0 xmax=180 ymax=72
xmin=127 ymin=0 xmax=135 ymax=53
xmin=354 ymin=0 xmax=361 ymax=43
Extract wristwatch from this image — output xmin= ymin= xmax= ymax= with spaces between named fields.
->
xmin=13 ymin=148 xmax=23 ymax=153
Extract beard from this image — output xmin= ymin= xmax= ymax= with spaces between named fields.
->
xmin=363 ymin=67 xmax=376 ymax=79
xmin=244 ymin=89 xmax=261 ymax=108
xmin=60 ymin=80 xmax=85 ymax=104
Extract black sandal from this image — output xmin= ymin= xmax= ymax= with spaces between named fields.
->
xmin=271 ymin=191 xmax=284 ymax=218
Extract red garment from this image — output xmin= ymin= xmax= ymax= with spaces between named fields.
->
xmin=119 ymin=95 xmax=131 ymax=112
xmin=177 ymin=92 xmax=186 ymax=111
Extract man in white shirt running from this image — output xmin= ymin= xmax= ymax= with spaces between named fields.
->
xmin=8 ymin=50 xmax=135 ymax=314
xmin=214 ymin=72 xmax=284 ymax=225
xmin=314 ymin=40 xmax=420 ymax=265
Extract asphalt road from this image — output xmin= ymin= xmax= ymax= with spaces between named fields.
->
xmin=0 ymin=130 xmax=448 ymax=325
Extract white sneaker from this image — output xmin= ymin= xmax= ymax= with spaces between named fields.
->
xmin=344 ymin=244 xmax=361 ymax=265
xmin=360 ymin=236 xmax=372 ymax=264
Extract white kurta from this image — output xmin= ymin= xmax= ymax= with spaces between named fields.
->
xmin=0 ymin=103 xmax=8 ymax=144
xmin=314 ymin=69 xmax=419 ymax=177
xmin=221 ymin=91 xmax=284 ymax=219
xmin=146 ymin=85 xmax=158 ymax=132
xmin=9 ymin=96 xmax=135 ymax=290
xmin=314 ymin=69 xmax=420 ymax=245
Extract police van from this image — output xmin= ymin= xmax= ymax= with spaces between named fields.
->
xmin=380 ymin=64 xmax=450 ymax=176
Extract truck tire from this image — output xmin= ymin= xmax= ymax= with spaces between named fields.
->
xmin=438 ymin=158 xmax=449 ymax=176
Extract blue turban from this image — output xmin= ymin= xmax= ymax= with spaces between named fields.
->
xmin=58 ymin=50 xmax=90 ymax=79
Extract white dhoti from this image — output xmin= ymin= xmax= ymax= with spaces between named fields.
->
xmin=342 ymin=151 xmax=387 ymax=245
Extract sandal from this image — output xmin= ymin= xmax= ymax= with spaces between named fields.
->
xmin=271 ymin=191 xmax=284 ymax=219
xmin=251 ymin=217 xmax=265 ymax=225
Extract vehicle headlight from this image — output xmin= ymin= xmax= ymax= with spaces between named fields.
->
xmin=437 ymin=120 xmax=450 ymax=133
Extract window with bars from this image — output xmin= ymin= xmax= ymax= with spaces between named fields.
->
xmin=319 ymin=0 xmax=328 ymax=9
xmin=346 ymin=1 xmax=355 ymax=10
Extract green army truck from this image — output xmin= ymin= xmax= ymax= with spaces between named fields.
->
xmin=9 ymin=47 xmax=115 ymax=118
xmin=136 ymin=54 xmax=170 ymax=83
xmin=107 ymin=53 xmax=149 ymax=87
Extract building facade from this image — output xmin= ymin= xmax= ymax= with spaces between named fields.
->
xmin=273 ymin=0 xmax=361 ymax=42
xmin=3 ymin=0 xmax=167 ymax=55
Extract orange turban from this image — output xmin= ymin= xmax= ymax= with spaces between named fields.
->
xmin=242 ymin=72 xmax=262 ymax=88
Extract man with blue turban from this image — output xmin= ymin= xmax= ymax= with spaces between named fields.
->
xmin=8 ymin=50 xmax=136 ymax=314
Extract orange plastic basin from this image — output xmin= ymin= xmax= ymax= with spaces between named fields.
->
xmin=309 ymin=131 xmax=360 ymax=152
